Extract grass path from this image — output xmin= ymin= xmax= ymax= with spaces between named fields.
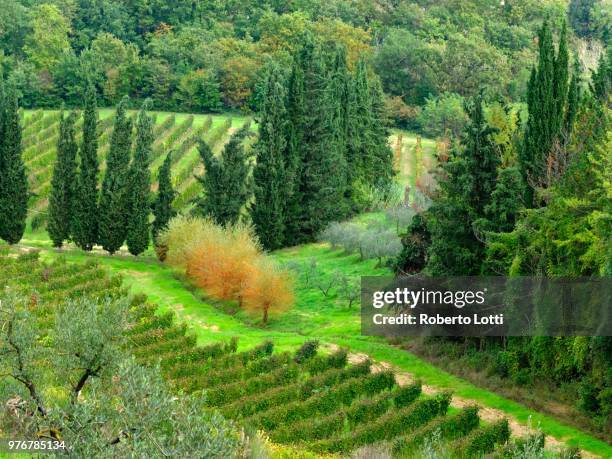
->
xmin=18 ymin=234 xmax=612 ymax=458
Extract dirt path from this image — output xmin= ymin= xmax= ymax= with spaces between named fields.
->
xmin=327 ymin=345 xmax=598 ymax=458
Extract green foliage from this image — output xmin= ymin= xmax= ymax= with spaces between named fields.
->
xmin=98 ymin=96 xmax=133 ymax=254
xmin=47 ymin=110 xmax=78 ymax=247
xmin=294 ymin=339 xmax=319 ymax=363
xmin=417 ymin=92 xmax=468 ymax=138
xmin=72 ymin=84 xmax=99 ymax=251
xmin=452 ymin=419 xmax=510 ymax=457
xmin=152 ymin=152 xmax=176 ymax=243
xmin=394 ymin=213 xmax=431 ymax=274
xmin=251 ymin=65 xmax=288 ymax=250
xmin=195 ymin=123 xmax=253 ymax=226
xmin=0 ymin=83 xmax=27 ymax=244
xmin=126 ymin=100 xmax=154 ymax=256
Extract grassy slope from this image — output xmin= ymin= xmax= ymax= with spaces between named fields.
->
xmin=19 ymin=231 xmax=612 ymax=457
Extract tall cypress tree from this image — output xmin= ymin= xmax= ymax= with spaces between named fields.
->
xmin=426 ymin=95 xmax=500 ymax=275
xmin=98 ymin=97 xmax=133 ymax=254
xmin=152 ymin=152 xmax=176 ymax=243
xmin=351 ymin=59 xmax=373 ymax=183
xmin=126 ymin=100 xmax=153 ymax=256
xmin=251 ymin=65 xmax=288 ymax=250
xmin=72 ymin=83 xmax=99 ymax=250
xmin=369 ymin=75 xmax=395 ymax=189
xmin=520 ymin=21 xmax=570 ymax=204
xmin=195 ymin=123 xmax=252 ymax=226
xmin=47 ymin=110 xmax=78 ymax=248
xmin=0 ymin=85 xmax=27 ymax=244
xmin=292 ymin=36 xmax=347 ymax=243
xmin=283 ymin=52 xmax=306 ymax=246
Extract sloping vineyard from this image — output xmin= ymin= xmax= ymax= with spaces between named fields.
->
xmin=20 ymin=110 xmax=249 ymax=226
xmin=0 ymin=251 xmax=519 ymax=457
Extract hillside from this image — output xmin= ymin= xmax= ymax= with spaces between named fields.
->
xmin=21 ymin=109 xmax=435 ymax=228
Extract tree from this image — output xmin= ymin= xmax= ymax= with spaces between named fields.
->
xmin=426 ymin=94 xmax=500 ymax=275
xmin=250 ymin=65 xmax=288 ymax=250
xmin=241 ymin=258 xmax=294 ymax=325
xmin=23 ymin=4 xmax=71 ymax=71
xmin=195 ymin=123 xmax=253 ymax=226
xmin=152 ymin=152 xmax=176 ymax=243
xmin=126 ymin=100 xmax=154 ymax=256
xmin=0 ymin=85 xmax=27 ymax=245
xmin=72 ymin=83 xmax=99 ymax=251
xmin=47 ymin=110 xmax=78 ymax=248
xmin=98 ymin=97 xmax=133 ymax=254
xmin=519 ymin=21 xmax=570 ymax=205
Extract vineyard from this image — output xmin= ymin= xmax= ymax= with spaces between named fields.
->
xmin=0 ymin=249 xmax=543 ymax=458
xmin=20 ymin=110 xmax=253 ymax=227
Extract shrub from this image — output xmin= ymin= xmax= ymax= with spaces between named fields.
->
xmin=452 ymin=419 xmax=510 ymax=457
xmin=294 ymin=340 xmax=320 ymax=363
xmin=306 ymin=349 xmax=349 ymax=375
xmin=393 ymin=381 xmax=422 ymax=407
xmin=417 ymin=92 xmax=467 ymax=138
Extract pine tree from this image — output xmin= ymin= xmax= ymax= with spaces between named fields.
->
xmin=126 ymin=100 xmax=154 ymax=256
xmin=195 ymin=123 xmax=252 ymax=226
xmin=47 ymin=110 xmax=78 ymax=248
xmin=0 ymin=85 xmax=27 ymax=244
xmin=72 ymin=83 xmax=99 ymax=250
xmin=98 ymin=97 xmax=133 ymax=254
xmin=251 ymin=65 xmax=288 ymax=250
xmin=152 ymin=152 xmax=176 ymax=243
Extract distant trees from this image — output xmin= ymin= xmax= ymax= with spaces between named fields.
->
xmin=98 ymin=96 xmax=133 ymax=254
xmin=47 ymin=110 xmax=78 ymax=247
xmin=72 ymin=83 xmax=100 ymax=251
xmin=0 ymin=82 xmax=28 ymax=245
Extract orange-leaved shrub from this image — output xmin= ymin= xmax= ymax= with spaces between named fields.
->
xmin=160 ymin=216 xmax=293 ymax=323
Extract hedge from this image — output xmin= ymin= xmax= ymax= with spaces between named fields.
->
xmin=451 ymin=419 xmax=510 ymax=457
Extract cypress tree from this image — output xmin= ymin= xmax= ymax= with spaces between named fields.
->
xmin=72 ymin=83 xmax=99 ymax=250
xmin=0 ymin=85 xmax=28 ymax=244
xmin=195 ymin=123 xmax=252 ymax=226
xmin=369 ymin=75 xmax=395 ymax=189
xmin=152 ymin=152 xmax=176 ymax=243
xmin=47 ymin=110 xmax=78 ymax=248
xmin=126 ymin=100 xmax=153 ymax=256
xmin=251 ymin=65 xmax=288 ymax=250
xmin=564 ymin=60 xmax=581 ymax=141
xmin=426 ymin=95 xmax=500 ymax=275
xmin=283 ymin=52 xmax=306 ymax=246
xmin=292 ymin=36 xmax=347 ymax=242
xmin=98 ymin=97 xmax=133 ymax=254
xmin=520 ymin=21 xmax=570 ymax=204
xmin=351 ymin=59 xmax=373 ymax=182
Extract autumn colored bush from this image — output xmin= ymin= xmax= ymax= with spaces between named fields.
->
xmin=161 ymin=216 xmax=294 ymax=322
xmin=241 ymin=258 xmax=294 ymax=324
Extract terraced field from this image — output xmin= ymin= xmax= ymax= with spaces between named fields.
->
xmin=0 ymin=250 xmax=515 ymax=457
xmin=21 ymin=110 xmax=253 ymax=225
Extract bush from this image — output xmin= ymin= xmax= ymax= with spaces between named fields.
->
xmin=452 ymin=418 xmax=510 ymax=457
xmin=294 ymin=340 xmax=320 ymax=363
xmin=306 ymin=349 xmax=349 ymax=375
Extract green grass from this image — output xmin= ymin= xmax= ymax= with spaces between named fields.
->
xmin=17 ymin=232 xmax=612 ymax=458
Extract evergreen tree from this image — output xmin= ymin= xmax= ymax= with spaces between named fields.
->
xmin=126 ymin=100 xmax=154 ymax=256
xmin=152 ymin=152 xmax=176 ymax=243
xmin=47 ymin=110 xmax=78 ymax=248
xmin=72 ymin=83 xmax=99 ymax=250
xmin=520 ymin=21 xmax=570 ymax=205
xmin=195 ymin=123 xmax=252 ymax=226
xmin=98 ymin=97 xmax=133 ymax=254
xmin=426 ymin=95 xmax=500 ymax=275
xmin=591 ymin=47 xmax=611 ymax=102
xmin=350 ymin=59 xmax=373 ymax=183
xmin=283 ymin=51 xmax=306 ymax=246
xmin=564 ymin=60 xmax=581 ymax=140
xmin=0 ymin=85 xmax=27 ymax=244
xmin=292 ymin=36 xmax=347 ymax=243
xmin=369 ymin=75 xmax=395 ymax=189
xmin=251 ymin=65 xmax=288 ymax=250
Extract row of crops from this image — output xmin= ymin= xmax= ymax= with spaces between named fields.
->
xmin=0 ymin=250 xmax=519 ymax=457
xmin=20 ymin=110 xmax=248 ymax=226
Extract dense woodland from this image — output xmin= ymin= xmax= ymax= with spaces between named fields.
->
xmin=0 ymin=0 xmax=611 ymax=455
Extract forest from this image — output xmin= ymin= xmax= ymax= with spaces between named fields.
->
xmin=0 ymin=0 xmax=610 ymax=458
